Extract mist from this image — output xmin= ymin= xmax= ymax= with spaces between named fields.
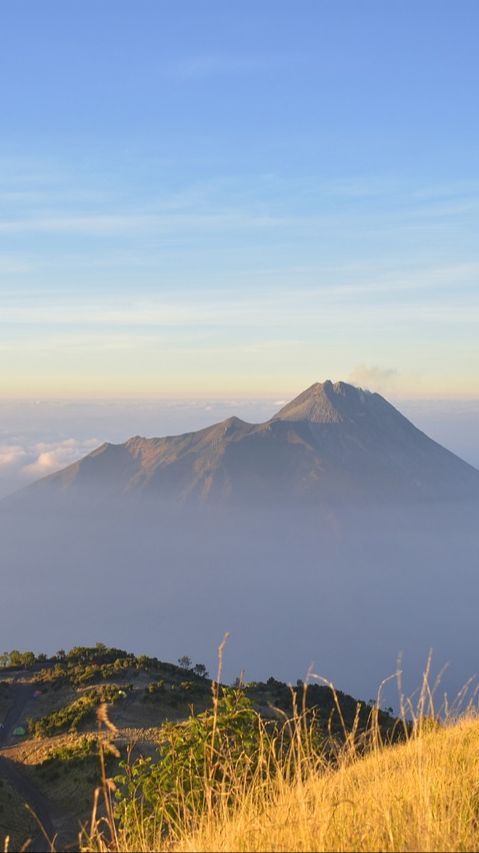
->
xmin=1 ymin=497 xmax=478 ymax=709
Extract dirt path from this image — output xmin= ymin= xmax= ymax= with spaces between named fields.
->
xmin=0 ymin=679 xmax=56 ymax=851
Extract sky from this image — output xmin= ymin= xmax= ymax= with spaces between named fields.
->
xmin=1 ymin=0 xmax=478 ymax=399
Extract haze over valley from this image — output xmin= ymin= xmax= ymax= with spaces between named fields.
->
xmin=2 ymin=380 xmax=478 ymax=707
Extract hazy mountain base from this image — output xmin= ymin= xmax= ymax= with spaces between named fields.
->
xmin=1 ymin=498 xmax=478 ymax=707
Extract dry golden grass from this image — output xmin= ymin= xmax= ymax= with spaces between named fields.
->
xmin=175 ymin=716 xmax=479 ymax=853
xmin=81 ymin=654 xmax=479 ymax=853
xmin=83 ymin=714 xmax=479 ymax=853
xmin=4 ymin=653 xmax=479 ymax=853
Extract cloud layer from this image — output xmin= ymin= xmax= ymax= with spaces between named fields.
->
xmin=0 ymin=437 xmax=99 ymax=498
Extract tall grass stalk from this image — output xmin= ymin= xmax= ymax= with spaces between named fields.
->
xmin=80 ymin=654 xmax=479 ymax=853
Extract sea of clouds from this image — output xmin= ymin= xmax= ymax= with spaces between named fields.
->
xmin=0 ymin=437 xmax=100 ymax=497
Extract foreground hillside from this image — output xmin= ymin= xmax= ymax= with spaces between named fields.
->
xmin=2 ymin=646 xmax=479 ymax=852
xmin=0 ymin=644 xmax=394 ymax=850
xmin=166 ymin=716 xmax=479 ymax=853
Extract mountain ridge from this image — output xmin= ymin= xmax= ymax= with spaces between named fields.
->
xmin=10 ymin=381 xmax=479 ymax=506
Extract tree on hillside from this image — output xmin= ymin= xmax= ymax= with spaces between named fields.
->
xmin=8 ymin=650 xmax=36 ymax=669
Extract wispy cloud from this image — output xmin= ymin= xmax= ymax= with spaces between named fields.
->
xmin=0 ymin=282 xmax=477 ymax=349
xmin=0 ymin=211 xmax=301 ymax=235
xmin=0 ymin=261 xmax=477 ymax=331
xmin=168 ymin=52 xmax=305 ymax=80
xmin=0 ymin=255 xmax=32 ymax=274
xmin=325 ymin=177 xmax=399 ymax=198
xmin=1 ymin=164 xmax=479 ymax=246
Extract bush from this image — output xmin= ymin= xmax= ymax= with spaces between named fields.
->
xmin=28 ymin=685 xmax=129 ymax=737
xmin=144 ymin=680 xmax=166 ymax=699
xmin=115 ymin=688 xmax=266 ymax=834
xmin=38 ymin=736 xmax=97 ymax=766
xmin=28 ymin=694 xmax=98 ymax=737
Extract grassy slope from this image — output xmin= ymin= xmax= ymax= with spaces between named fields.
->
xmin=168 ymin=717 xmax=479 ymax=853
xmin=6 ymin=714 xmax=479 ymax=852
xmin=5 ymin=651 xmax=478 ymax=852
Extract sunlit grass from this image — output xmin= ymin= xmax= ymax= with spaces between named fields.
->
xmin=81 ymin=659 xmax=479 ymax=853
xmin=170 ymin=715 xmax=479 ymax=853
xmin=3 ymin=652 xmax=479 ymax=853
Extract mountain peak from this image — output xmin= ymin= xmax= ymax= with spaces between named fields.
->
xmin=273 ymin=380 xmax=371 ymax=424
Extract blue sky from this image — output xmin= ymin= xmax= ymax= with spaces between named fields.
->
xmin=1 ymin=0 xmax=478 ymax=397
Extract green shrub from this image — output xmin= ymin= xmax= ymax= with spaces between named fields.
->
xmin=28 ymin=685 xmax=129 ymax=737
xmin=38 ymin=736 xmax=97 ymax=766
xmin=28 ymin=694 xmax=98 ymax=737
xmin=144 ymin=680 xmax=166 ymax=699
xmin=115 ymin=689 xmax=266 ymax=835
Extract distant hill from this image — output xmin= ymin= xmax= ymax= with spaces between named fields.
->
xmin=13 ymin=380 xmax=479 ymax=506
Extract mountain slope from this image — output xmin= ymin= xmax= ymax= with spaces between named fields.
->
xmin=17 ymin=381 xmax=479 ymax=505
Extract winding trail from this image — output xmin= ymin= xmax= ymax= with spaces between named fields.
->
xmin=0 ymin=678 xmax=56 ymax=852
